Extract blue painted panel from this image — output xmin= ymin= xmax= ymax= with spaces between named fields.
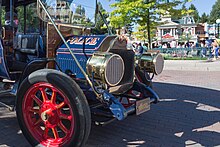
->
xmin=0 ymin=41 xmax=10 ymax=79
xmin=56 ymin=52 xmax=91 ymax=79
xmin=56 ymin=35 xmax=107 ymax=79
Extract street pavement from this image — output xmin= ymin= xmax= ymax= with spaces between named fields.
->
xmin=0 ymin=60 xmax=220 ymax=147
xmin=164 ymin=60 xmax=220 ymax=71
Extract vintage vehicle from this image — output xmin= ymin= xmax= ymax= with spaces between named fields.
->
xmin=0 ymin=0 xmax=164 ymax=146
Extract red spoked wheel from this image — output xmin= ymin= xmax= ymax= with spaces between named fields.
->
xmin=23 ymin=82 xmax=74 ymax=146
xmin=16 ymin=69 xmax=91 ymax=147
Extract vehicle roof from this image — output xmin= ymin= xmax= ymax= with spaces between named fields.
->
xmin=1 ymin=0 xmax=36 ymax=7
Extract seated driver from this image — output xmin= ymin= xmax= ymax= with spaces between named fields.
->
xmin=5 ymin=10 xmax=19 ymax=34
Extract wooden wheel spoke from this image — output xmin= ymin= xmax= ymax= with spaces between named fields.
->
xmin=28 ymin=107 xmax=40 ymax=114
xmin=51 ymin=90 xmax=57 ymax=104
xmin=43 ymin=127 xmax=49 ymax=138
xmin=34 ymin=119 xmax=42 ymax=127
xmin=58 ymin=122 xmax=68 ymax=134
xmin=52 ymin=127 xmax=59 ymax=139
xmin=32 ymin=95 xmax=42 ymax=106
xmin=56 ymin=102 xmax=66 ymax=109
xmin=60 ymin=114 xmax=72 ymax=121
xmin=40 ymin=88 xmax=48 ymax=102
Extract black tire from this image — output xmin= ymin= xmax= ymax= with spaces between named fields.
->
xmin=135 ymin=66 xmax=153 ymax=88
xmin=16 ymin=69 xmax=91 ymax=147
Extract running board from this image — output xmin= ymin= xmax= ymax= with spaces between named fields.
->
xmin=0 ymin=101 xmax=14 ymax=111
xmin=0 ymin=89 xmax=15 ymax=111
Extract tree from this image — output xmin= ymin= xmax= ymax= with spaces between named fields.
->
xmin=188 ymin=4 xmax=200 ymax=23
xmin=209 ymin=0 xmax=220 ymax=23
xmin=92 ymin=2 xmax=109 ymax=34
xmin=172 ymin=5 xmax=186 ymax=20
xmin=200 ymin=13 xmax=209 ymax=23
xmin=75 ymin=5 xmax=85 ymax=16
xmin=110 ymin=0 xmax=192 ymax=48
xmin=17 ymin=3 xmax=39 ymax=33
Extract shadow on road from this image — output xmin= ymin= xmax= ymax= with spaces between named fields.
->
xmin=87 ymin=83 xmax=220 ymax=147
xmin=0 ymin=83 xmax=219 ymax=147
xmin=0 ymin=111 xmax=29 ymax=147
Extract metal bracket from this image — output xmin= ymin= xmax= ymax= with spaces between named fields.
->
xmin=103 ymin=91 xmax=127 ymax=120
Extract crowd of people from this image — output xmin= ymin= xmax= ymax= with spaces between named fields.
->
xmin=153 ymin=40 xmax=199 ymax=49
xmin=131 ymin=42 xmax=148 ymax=55
xmin=150 ymin=38 xmax=220 ymax=60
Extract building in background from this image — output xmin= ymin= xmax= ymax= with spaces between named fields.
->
xmin=156 ymin=15 xmax=204 ymax=47
xmin=204 ymin=23 xmax=219 ymax=39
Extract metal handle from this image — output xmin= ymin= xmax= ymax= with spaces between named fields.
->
xmin=2 ymin=27 xmax=5 ymax=39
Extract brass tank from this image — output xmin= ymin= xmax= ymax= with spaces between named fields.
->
xmin=87 ymin=52 xmax=125 ymax=86
xmin=138 ymin=52 xmax=164 ymax=75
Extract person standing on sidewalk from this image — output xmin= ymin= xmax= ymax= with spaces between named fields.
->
xmin=212 ymin=39 xmax=219 ymax=60
xmin=205 ymin=37 xmax=212 ymax=58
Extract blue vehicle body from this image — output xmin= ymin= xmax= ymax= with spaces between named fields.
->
xmin=0 ymin=41 xmax=10 ymax=79
xmin=56 ymin=35 xmax=114 ymax=79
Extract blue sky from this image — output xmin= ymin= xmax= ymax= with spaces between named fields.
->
xmin=185 ymin=0 xmax=216 ymax=15
xmin=101 ymin=0 xmax=217 ymax=16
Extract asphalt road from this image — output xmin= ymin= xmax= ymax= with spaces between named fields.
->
xmin=0 ymin=63 xmax=220 ymax=146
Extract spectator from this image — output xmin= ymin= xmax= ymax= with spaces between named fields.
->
xmin=167 ymin=42 xmax=171 ymax=48
xmin=162 ymin=43 xmax=167 ymax=48
xmin=205 ymin=37 xmax=212 ymax=48
xmin=137 ymin=43 xmax=144 ymax=54
xmin=185 ymin=41 xmax=190 ymax=48
xmin=142 ymin=43 xmax=148 ymax=52
xmin=191 ymin=42 xmax=196 ymax=49
xmin=5 ymin=11 xmax=19 ymax=34
xmin=212 ymin=39 xmax=220 ymax=60
xmin=170 ymin=40 xmax=176 ymax=48
xmin=201 ymin=42 xmax=204 ymax=47
xmin=132 ymin=42 xmax=138 ymax=50
xmin=205 ymin=37 xmax=212 ymax=58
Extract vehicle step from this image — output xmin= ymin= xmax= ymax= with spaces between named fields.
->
xmin=9 ymin=71 xmax=22 ymax=74
xmin=92 ymin=115 xmax=116 ymax=126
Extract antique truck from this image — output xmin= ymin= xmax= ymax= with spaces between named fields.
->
xmin=0 ymin=0 xmax=164 ymax=146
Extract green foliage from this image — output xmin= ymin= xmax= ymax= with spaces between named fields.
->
xmin=209 ymin=0 xmax=220 ymax=23
xmin=109 ymin=0 xmax=192 ymax=28
xmin=200 ymin=13 xmax=209 ymax=23
xmin=17 ymin=3 xmax=39 ymax=33
xmin=109 ymin=0 xmax=192 ymax=46
xmin=75 ymin=5 xmax=86 ymax=16
xmin=188 ymin=4 xmax=200 ymax=23
xmin=0 ymin=8 xmax=6 ymax=24
xmin=92 ymin=2 xmax=109 ymax=34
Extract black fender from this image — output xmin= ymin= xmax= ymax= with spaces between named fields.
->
xmin=135 ymin=66 xmax=152 ymax=87
xmin=18 ymin=58 xmax=52 ymax=88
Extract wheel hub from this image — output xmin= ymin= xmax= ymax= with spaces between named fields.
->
xmin=40 ymin=102 xmax=59 ymax=127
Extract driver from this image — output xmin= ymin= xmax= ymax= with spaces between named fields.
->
xmin=5 ymin=10 xmax=19 ymax=34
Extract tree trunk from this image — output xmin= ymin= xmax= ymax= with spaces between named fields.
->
xmin=147 ymin=0 xmax=151 ymax=49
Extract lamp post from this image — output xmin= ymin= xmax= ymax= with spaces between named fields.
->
xmin=216 ymin=19 xmax=220 ymax=38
